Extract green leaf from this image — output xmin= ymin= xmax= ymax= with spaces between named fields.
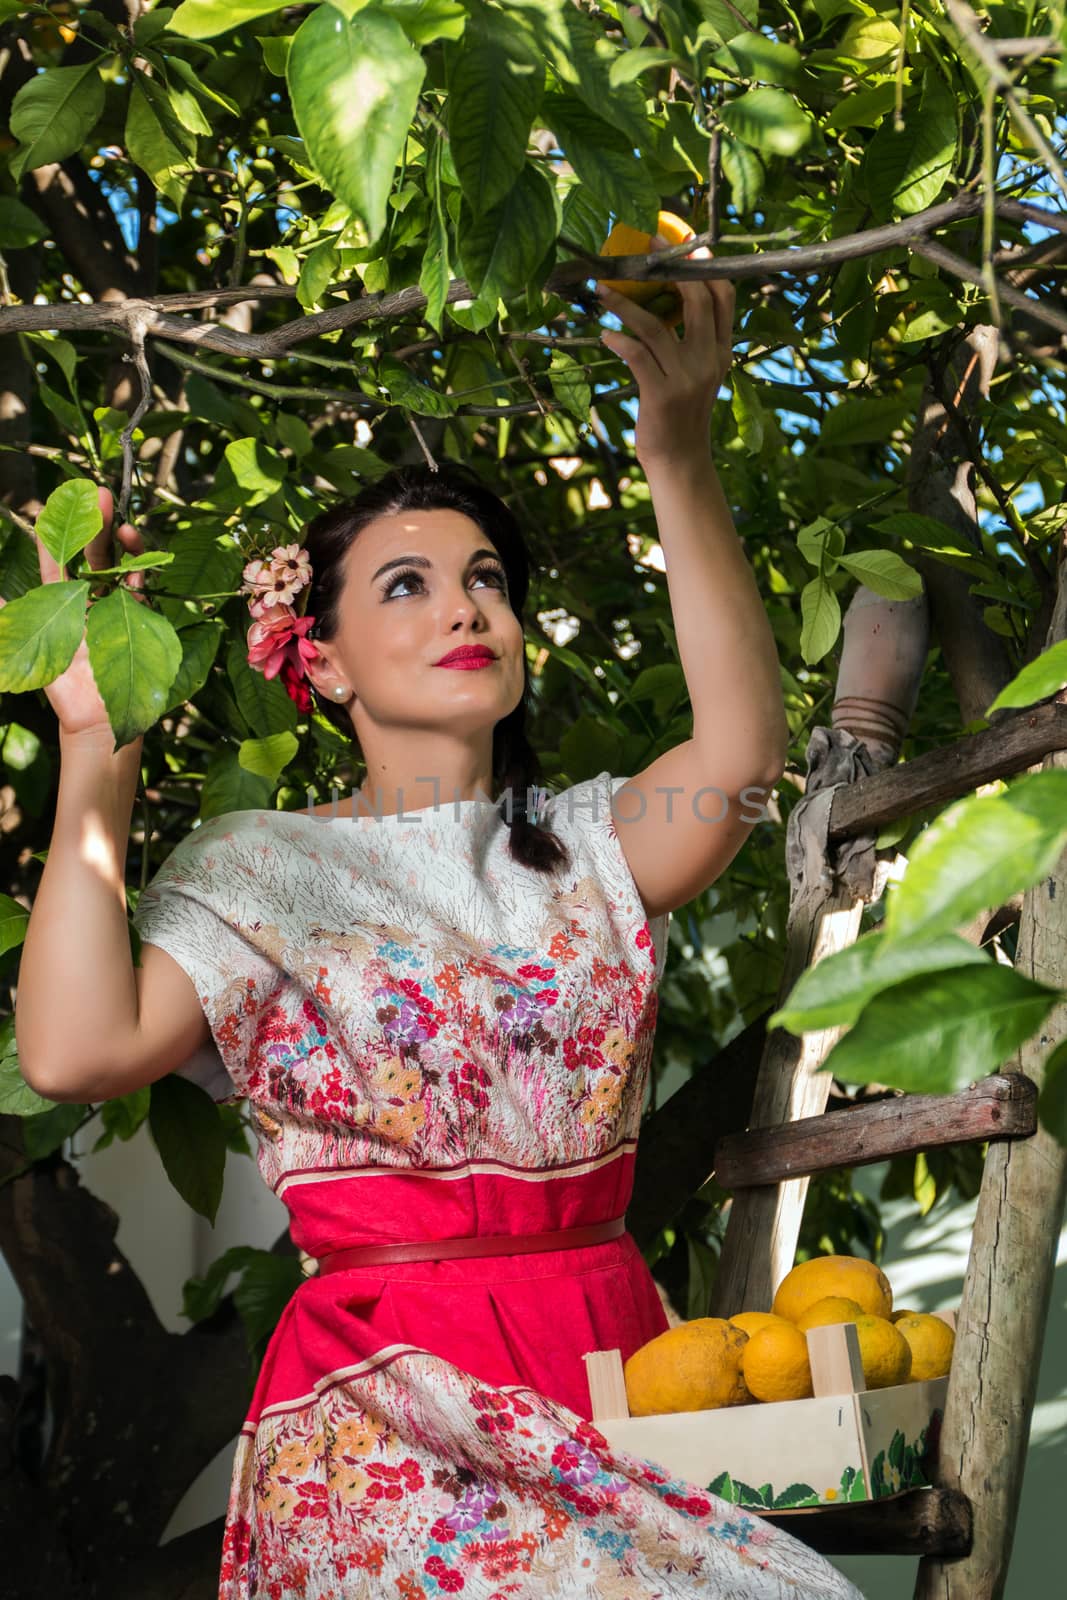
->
xmin=85 ymin=586 xmax=183 ymax=747
xmin=297 ymin=237 xmax=340 ymax=310
xmin=1037 ymin=1038 xmax=1067 ymax=1147
xmin=542 ymin=95 xmax=659 ymax=233
xmin=125 ymin=76 xmax=196 ymax=211
xmin=864 ymin=74 xmax=956 ymax=218
xmin=287 ymin=4 xmax=427 ymax=242
xmin=821 ymin=394 xmax=910 ymax=448
xmin=420 ymin=160 xmax=451 ymax=336
xmin=797 ymin=517 xmax=845 ymax=569
xmin=257 ymin=32 xmax=292 ymax=74
xmin=548 ymin=350 xmax=591 ymax=424
xmin=824 ymin=82 xmax=899 ymax=131
xmin=800 ymin=576 xmax=840 ymax=663
xmin=559 ymin=183 xmax=607 ymax=257
xmin=22 ymin=1102 xmax=88 ymax=1161
xmin=446 ymin=8 xmax=544 ymax=217
xmin=871 ymin=511 xmax=975 ymax=558
xmin=200 ymin=746 xmax=276 ymax=820
xmin=715 ymin=31 xmax=802 ymax=85
xmin=0 ymin=1019 xmax=55 ymax=1116
xmin=0 ymin=891 xmax=29 ymax=957
xmin=25 ymin=331 xmax=79 ymax=392
xmin=770 ymin=931 xmax=991 ymax=1033
xmin=719 ymin=87 xmax=814 ymax=157
xmin=506 ymin=0 xmax=649 ymax=149
xmin=457 ymin=161 xmax=560 ymax=302
xmin=837 ymin=549 xmax=923 ymax=601
xmin=987 ymin=638 xmax=1067 ymax=715
xmin=35 ymin=478 xmax=102 ymax=570
xmin=837 ymin=15 xmax=900 ymax=62
xmin=719 ymin=134 xmax=763 ymax=216
xmin=238 ymin=731 xmax=299 ymax=780
xmin=38 ymin=379 xmax=86 ymax=440
xmin=0 ymin=581 xmax=88 ymax=692
xmin=148 ymin=1073 xmax=228 ymax=1223
xmin=9 ymin=64 xmax=105 ymax=180
xmin=163 ymin=620 xmax=224 ymax=713
xmin=560 ymin=715 xmax=621 ymax=781
xmin=731 ymin=368 xmax=764 ymax=454
xmin=181 ymin=1244 xmax=258 ymax=1322
xmin=226 ymin=637 xmax=298 ymax=735
xmin=378 ymin=355 xmax=458 ymax=419
xmin=819 ymin=964 xmax=1062 ymax=1095
xmin=608 ymin=46 xmax=678 ymax=85
xmin=232 ymin=1250 xmax=305 ymax=1353
xmin=223 ymin=437 xmax=288 ymax=503
xmin=170 ymin=0 xmax=287 ymax=37
xmin=0 ymin=196 xmax=47 ymax=249
xmin=884 ymin=770 xmax=1067 ymax=945
xmin=93 ymin=1086 xmax=152 ymax=1150
xmin=387 ymin=0 xmax=467 ymax=45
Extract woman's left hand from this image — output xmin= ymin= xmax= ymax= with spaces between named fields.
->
xmin=594 ymin=234 xmax=735 ymax=469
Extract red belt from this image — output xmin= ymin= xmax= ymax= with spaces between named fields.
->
xmin=315 ymin=1215 xmax=627 ymax=1275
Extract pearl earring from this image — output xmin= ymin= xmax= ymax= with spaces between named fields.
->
xmin=332 ymin=686 xmax=347 ymax=700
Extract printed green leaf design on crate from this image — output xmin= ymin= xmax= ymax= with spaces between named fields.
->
xmin=771 ymin=1483 xmax=822 ymax=1509
xmin=840 ymin=1463 xmax=868 ymax=1502
xmin=705 ymin=1469 xmax=823 ymax=1508
xmin=870 ymin=1422 xmax=936 ymax=1497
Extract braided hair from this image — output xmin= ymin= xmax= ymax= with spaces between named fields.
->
xmin=300 ymin=462 xmax=571 ymax=876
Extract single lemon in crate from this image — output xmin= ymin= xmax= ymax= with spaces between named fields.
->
xmin=853 ymin=1315 xmax=912 ymax=1389
xmin=623 ymin=1318 xmax=750 ymax=1416
xmin=740 ymin=1321 xmax=814 ymax=1403
xmin=894 ymin=1314 xmax=955 ymax=1381
xmin=598 ymin=210 xmax=698 ymax=327
xmin=773 ymin=1255 xmax=893 ymax=1324
xmin=795 ymin=1296 xmax=865 ymax=1333
xmin=729 ymin=1311 xmax=792 ymax=1339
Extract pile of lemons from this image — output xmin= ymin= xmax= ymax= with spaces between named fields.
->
xmin=623 ymin=1254 xmax=956 ymax=1417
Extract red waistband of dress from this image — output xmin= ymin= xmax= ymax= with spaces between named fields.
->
xmin=314 ymin=1215 xmax=627 ymax=1274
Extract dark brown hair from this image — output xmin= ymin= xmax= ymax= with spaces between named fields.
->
xmin=299 ymin=462 xmax=570 ymax=876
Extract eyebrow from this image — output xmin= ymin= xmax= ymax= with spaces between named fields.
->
xmin=371 ymin=548 xmax=502 ymax=583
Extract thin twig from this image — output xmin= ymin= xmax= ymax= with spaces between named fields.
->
xmin=117 ymin=317 xmax=153 ymax=523
xmin=406 ymin=414 xmax=439 ymax=470
xmin=943 ymin=0 xmax=1067 ymax=203
xmin=913 ymin=236 xmax=1067 ymax=338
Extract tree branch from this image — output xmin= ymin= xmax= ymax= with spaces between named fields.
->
xmin=1 ymin=193 xmax=1057 ymax=369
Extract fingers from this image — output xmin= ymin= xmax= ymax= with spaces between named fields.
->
xmin=115 ymin=520 xmax=146 ymax=593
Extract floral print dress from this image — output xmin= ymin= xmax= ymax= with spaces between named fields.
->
xmin=133 ymin=771 xmax=863 ymax=1600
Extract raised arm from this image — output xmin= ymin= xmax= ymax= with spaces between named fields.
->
xmin=595 ymin=239 xmax=787 ymax=919
xmin=13 ymin=491 xmax=209 ymax=1103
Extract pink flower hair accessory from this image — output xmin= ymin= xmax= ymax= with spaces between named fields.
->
xmin=240 ymin=542 xmax=319 ymax=712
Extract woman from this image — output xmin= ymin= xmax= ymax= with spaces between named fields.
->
xmin=15 ymin=255 xmax=864 ymax=1598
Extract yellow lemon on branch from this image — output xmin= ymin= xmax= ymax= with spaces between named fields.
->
xmin=597 ymin=210 xmax=701 ymax=328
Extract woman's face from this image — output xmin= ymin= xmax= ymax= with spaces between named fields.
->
xmin=309 ymin=507 xmax=526 ymax=742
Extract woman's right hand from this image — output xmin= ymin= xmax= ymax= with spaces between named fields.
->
xmin=0 ymin=486 xmax=147 ymax=741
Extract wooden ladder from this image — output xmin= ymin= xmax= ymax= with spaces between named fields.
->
xmin=701 ymin=580 xmax=1067 ymax=1595
xmin=699 ymin=724 xmax=1064 ymax=1590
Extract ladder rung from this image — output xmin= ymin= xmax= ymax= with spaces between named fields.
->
xmin=714 ymin=1073 xmax=1037 ymax=1189
xmin=760 ymin=1487 xmax=973 ymax=1557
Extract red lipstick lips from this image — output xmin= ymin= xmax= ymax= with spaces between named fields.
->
xmin=436 ymin=645 xmax=497 ymax=668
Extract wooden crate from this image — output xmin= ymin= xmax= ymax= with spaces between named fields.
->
xmin=582 ymin=1315 xmax=954 ymax=1512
